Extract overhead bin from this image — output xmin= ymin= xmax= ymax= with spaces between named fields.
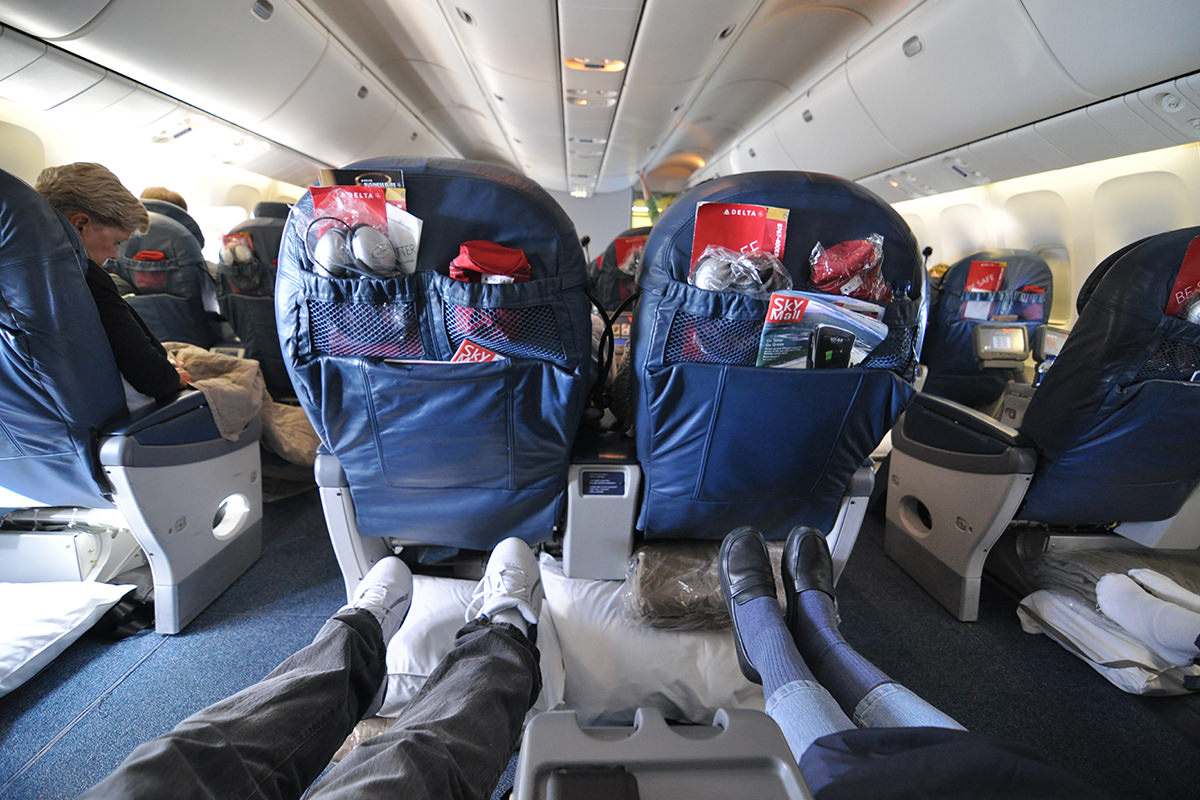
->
xmin=361 ymin=108 xmax=451 ymax=161
xmin=256 ymin=40 xmax=395 ymax=168
xmin=846 ymin=0 xmax=1094 ymax=161
xmin=47 ymin=0 xmax=327 ymax=131
xmin=772 ymin=66 xmax=906 ymax=179
xmin=0 ymin=0 xmax=109 ymax=39
xmin=0 ymin=25 xmax=44 ymax=78
xmin=1020 ymin=0 xmax=1200 ymax=98
xmin=728 ymin=124 xmax=792 ymax=174
xmin=0 ymin=27 xmax=103 ymax=109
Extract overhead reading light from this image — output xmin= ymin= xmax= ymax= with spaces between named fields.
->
xmin=570 ymin=136 xmax=607 ymax=145
xmin=564 ymin=57 xmax=626 ymax=72
xmin=902 ymin=35 xmax=923 ymax=57
xmin=570 ymin=187 xmax=590 ymax=198
xmin=455 ymin=7 xmax=474 ymax=24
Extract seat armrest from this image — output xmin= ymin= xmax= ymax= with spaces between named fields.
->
xmin=893 ymin=393 xmax=1035 ymax=474
xmin=109 ymin=389 xmax=210 ymax=438
xmin=99 ymin=391 xmax=261 ymax=468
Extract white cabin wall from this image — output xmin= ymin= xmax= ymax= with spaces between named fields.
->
xmin=893 ymin=142 xmax=1200 ymax=326
xmin=548 ymin=189 xmax=633 ymax=265
xmin=0 ymin=99 xmax=304 ymax=263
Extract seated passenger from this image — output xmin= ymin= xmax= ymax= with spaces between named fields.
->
xmin=35 ymin=163 xmax=191 ymax=402
xmin=719 ymin=526 xmax=1106 ymax=798
xmin=139 ymin=185 xmax=189 ymax=211
xmin=79 ymin=538 xmax=543 ymax=800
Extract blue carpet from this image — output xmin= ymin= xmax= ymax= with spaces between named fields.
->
xmin=0 ymin=488 xmax=342 ymax=799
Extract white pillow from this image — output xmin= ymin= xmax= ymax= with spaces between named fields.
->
xmin=540 ymin=555 xmax=763 ymax=726
xmin=379 ymin=574 xmax=565 ymax=718
xmin=0 ymin=581 xmax=135 ymax=698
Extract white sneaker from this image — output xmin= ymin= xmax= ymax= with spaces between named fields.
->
xmin=465 ymin=537 xmax=543 ymax=627
xmin=347 ymin=556 xmax=413 ymax=646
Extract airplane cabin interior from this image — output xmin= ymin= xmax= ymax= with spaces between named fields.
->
xmin=0 ymin=1 xmax=1199 ymax=798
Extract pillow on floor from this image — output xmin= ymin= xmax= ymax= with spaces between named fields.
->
xmin=0 ymin=581 xmax=135 ymax=698
xmin=379 ymin=574 xmax=565 ymax=718
xmin=539 ymin=555 xmax=763 ymax=726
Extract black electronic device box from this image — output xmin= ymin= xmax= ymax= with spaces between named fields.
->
xmin=808 ymin=325 xmax=855 ymax=369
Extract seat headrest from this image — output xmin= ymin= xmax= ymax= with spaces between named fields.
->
xmin=941 ymin=249 xmax=1053 ymax=295
xmin=120 ymin=211 xmax=206 ymax=267
xmin=253 ymin=201 xmax=290 ymax=219
xmin=641 ymin=171 xmax=922 ymax=297
xmin=141 ymin=198 xmax=205 ymax=248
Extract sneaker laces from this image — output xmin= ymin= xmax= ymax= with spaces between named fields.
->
xmin=469 ymin=565 xmax=538 ymax=621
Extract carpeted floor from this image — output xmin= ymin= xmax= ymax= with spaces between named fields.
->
xmin=1 ymin=492 xmax=1197 ymax=799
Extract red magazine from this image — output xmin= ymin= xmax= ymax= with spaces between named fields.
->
xmin=451 ymin=339 xmax=504 ymax=363
xmin=1165 ymin=236 xmax=1200 ymax=318
xmin=690 ymin=201 xmax=790 ymax=269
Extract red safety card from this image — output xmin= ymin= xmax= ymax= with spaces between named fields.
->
xmin=690 ymin=202 xmax=790 ymax=269
xmin=1165 ymin=236 xmax=1200 ymax=318
xmin=964 ymin=260 xmax=1007 ymax=292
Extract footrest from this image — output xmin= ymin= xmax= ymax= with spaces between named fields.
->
xmin=514 ymin=707 xmax=812 ymax=799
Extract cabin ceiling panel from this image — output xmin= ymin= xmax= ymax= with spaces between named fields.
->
xmin=1033 ymin=107 xmax=1142 ymax=168
xmin=710 ymin=3 xmax=871 ymax=92
xmin=443 ymin=1 xmax=558 ymax=82
xmin=45 ymin=72 xmax=134 ymax=117
xmin=483 ymin=71 xmax=560 ymax=129
xmin=1020 ymin=0 xmax=1200 ymax=99
xmin=1130 ymin=78 xmax=1200 ymax=146
xmin=49 ymin=0 xmax=328 ymax=131
xmin=1003 ymin=127 xmax=1074 ymax=174
xmin=845 ymin=0 xmax=1095 ymax=160
xmin=558 ymin=0 xmax=641 ymax=64
xmin=1084 ymin=97 xmax=1181 ymax=155
xmin=626 ymin=0 xmax=759 ymax=87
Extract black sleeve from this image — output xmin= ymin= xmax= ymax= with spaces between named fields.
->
xmin=85 ymin=260 xmax=182 ymax=401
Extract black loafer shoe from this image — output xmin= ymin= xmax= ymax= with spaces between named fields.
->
xmin=782 ymin=525 xmax=836 ymax=634
xmin=719 ymin=526 xmax=777 ymax=685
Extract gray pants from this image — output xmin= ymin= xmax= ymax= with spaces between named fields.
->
xmin=80 ymin=610 xmax=541 ymax=800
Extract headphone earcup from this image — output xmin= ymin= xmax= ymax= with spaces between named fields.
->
xmin=313 ymin=227 xmax=351 ymax=277
xmin=350 ymin=224 xmax=398 ymax=275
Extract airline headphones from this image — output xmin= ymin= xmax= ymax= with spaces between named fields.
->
xmin=307 ymin=216 xmax=403 ymax=279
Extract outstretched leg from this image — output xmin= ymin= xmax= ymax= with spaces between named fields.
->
xmin=719 ymin=526 xmax=854 ymax=761
xmin=81 ymin=557 xmax=413 ymax=800
xmin=308 ymin=537 xmax=544 ymax=800
xmin=782 ymin=526 xmax=964 ymax=731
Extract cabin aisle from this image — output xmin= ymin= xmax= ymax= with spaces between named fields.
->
xmin=838 ymin=509 xmax=1200 ymax=800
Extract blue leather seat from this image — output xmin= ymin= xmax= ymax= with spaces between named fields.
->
xmin=885 ymin=227 xmax=1200 ymax=620
xmin=275 ymin=157 xmax=592 ymax=595
xmin=217 ymin=202 xmax=292 ymax=399
xmin=922 ymin=249 xmax=1053 ymax=409
xmin=112 ymin=201 xmax=221 ymax=347
xmin=0 ymin=168 xmax=263 ymax=634
xmin=631 ymin=171 xmax=925 ymax=575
